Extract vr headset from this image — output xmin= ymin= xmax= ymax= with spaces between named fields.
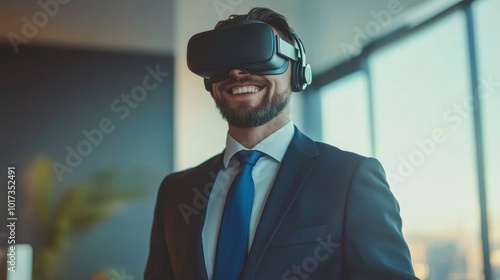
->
xmin=187 ymin=16 xmax=312 ymax=92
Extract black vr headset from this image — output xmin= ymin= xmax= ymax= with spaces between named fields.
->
xmin=187 ymin=15 xmax=312 ymax=93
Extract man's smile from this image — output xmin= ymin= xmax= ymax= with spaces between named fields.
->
xmin=231 ymin=85 xmax=261 ymax=95
xmin=224 ymin=83 xmax=265 ymax=96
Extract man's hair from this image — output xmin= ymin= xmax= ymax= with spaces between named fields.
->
xmin=214 ymin=7 xmax=295 ymax=45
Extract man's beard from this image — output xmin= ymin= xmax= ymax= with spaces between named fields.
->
xmin=214 ymin=76 xmax=292 ymax=128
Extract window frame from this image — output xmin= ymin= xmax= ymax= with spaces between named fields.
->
xmin=303 ymin=0 xmax=493 ymax=278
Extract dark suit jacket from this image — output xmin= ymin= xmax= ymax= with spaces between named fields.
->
xmin=145 ymin=128 xmax=418 ymax=280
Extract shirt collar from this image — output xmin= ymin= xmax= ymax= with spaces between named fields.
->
xmin=223 ymin=121 xmax=295 ymax=168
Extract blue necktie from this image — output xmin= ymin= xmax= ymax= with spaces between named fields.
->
xmin=214 ymin=150 xmax=262 ymax=280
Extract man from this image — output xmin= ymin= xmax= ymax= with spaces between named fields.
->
xmin=145 ymin=7 xmax=417 ymax=280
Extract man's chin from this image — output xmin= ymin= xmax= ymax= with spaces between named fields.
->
xmin=215 ymin=87 xmax=291 ymax=128
xmin=221 ymin=103 xmax=286 ymax=128
xmin=226 ymin=118 xmax=268 ymax=129
xmin=221 ymin=90 xmax=267 ymax=108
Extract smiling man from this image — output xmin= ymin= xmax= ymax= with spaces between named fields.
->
xmin=145 ymin=7 xmax=418 ymax=280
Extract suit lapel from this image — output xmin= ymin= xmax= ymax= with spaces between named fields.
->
xmin=241 ymin=128 xmax=319 ymax=280
xmin=188 ymin=152 xmax=224 ymax=280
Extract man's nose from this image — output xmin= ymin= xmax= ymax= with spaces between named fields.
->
xmin=228 ymin=69 xmax=250 ymax=77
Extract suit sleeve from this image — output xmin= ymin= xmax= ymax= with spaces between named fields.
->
xmin=144 ymin=180 xmax=175 ymax=280
xmin=342 ymin=157 xmax=418 ymax=280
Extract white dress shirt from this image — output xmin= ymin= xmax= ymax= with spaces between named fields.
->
xmin=201 ymin=121 xmax=295 ymax=279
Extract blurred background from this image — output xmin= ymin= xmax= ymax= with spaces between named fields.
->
xmin=0 ymin=0 xmax=498 ymax=279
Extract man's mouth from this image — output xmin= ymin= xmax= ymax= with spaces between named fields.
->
xmin=229 ymin=85 xmax=263 ymax=95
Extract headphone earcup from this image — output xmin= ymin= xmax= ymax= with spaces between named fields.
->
xmin=291 ymin=60 xmax=312 ymax=92
xmin=291 ymin=33 xmax=312 ymax=92
xmin=303 ymin=63 xmax=312 ymax=87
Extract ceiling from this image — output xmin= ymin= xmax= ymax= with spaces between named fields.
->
xmin=0 ymin=0 xmax=174 ymax=53
xmin=0 ymin=0 xmax=435 ymax=71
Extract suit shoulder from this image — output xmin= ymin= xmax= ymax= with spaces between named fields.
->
xmin=312 ymin=141 xmax=388 ymax=177
xmin=314 ymin=141 xmax=367 ymax=164
xmin=159 ymin=153 xmax=222 ymax=190
xmin=314 ymin=141 xmax=389 ymax=183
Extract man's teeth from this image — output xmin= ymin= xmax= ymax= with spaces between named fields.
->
xmin=232 ymin=86 xmax=260 ymax=95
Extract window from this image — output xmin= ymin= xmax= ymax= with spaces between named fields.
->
xmin=319 ymin=72 xmax=371 ymax=156
xmin=312 ymin=2 xmax=497 ymax=279
xmin=475 ymin=0 xmax=500 ymax=277
xmin=369 ymin=11 xmax=480 ymax=280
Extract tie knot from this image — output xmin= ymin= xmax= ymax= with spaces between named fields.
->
xmin=236 ymin=150 xmax=262 ymax=167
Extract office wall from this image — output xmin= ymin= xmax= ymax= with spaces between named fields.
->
xmin=0 ymin=0 xmax=174 ymax=53
xmin=0 ymin=44 xmax=173 ymax=279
